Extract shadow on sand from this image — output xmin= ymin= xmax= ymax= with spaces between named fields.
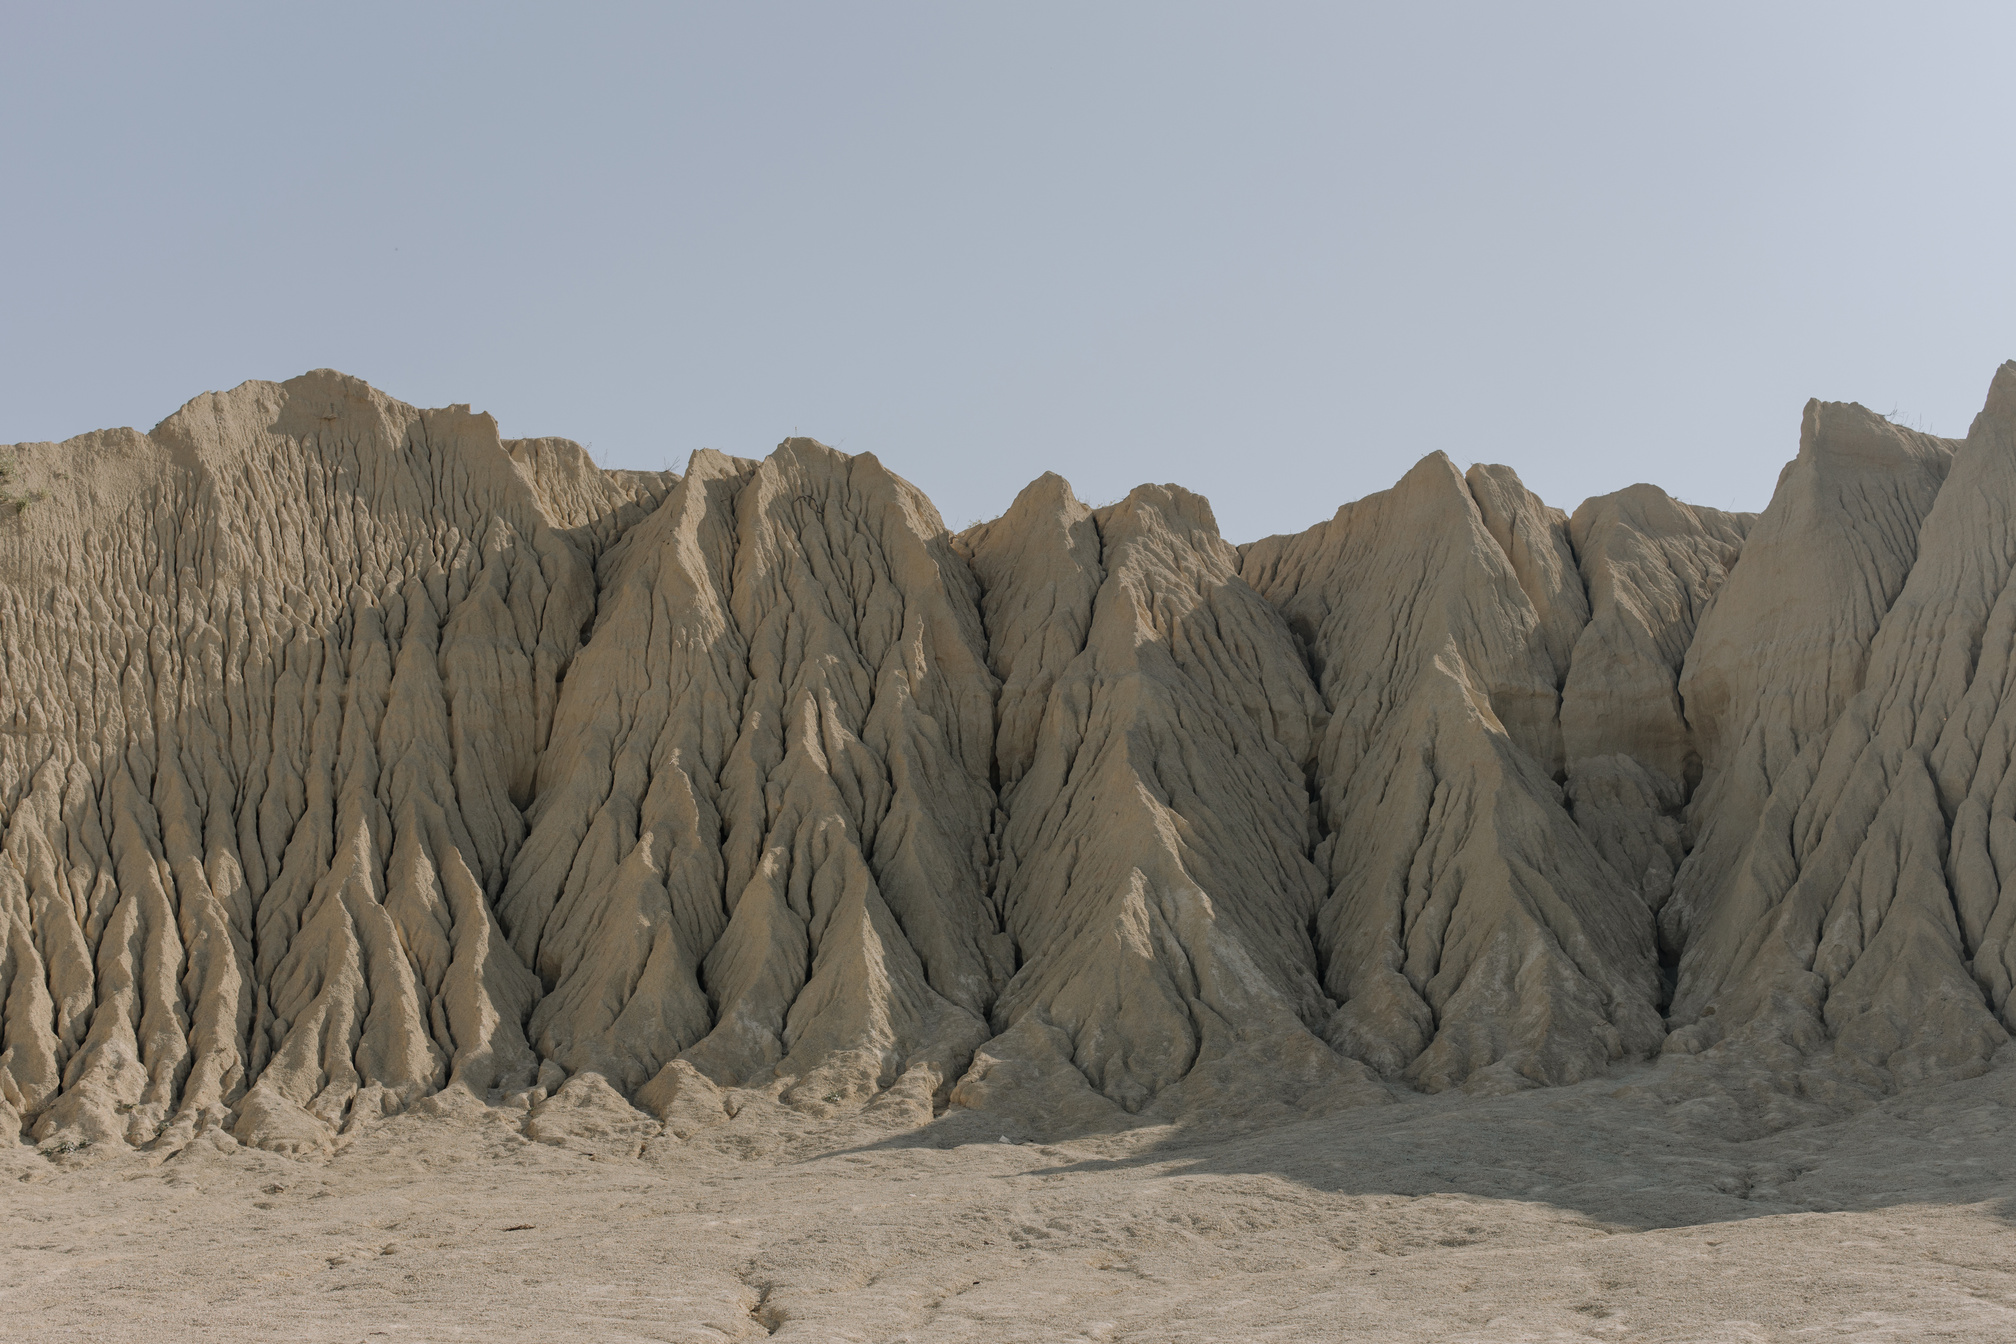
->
xmin=825 ymin=1051 xmax=2016 ymax=1233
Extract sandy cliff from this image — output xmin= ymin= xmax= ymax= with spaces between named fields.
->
xmin=6 ymin=365 xmax=2015 ymax=1155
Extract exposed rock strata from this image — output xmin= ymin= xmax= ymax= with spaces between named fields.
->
xmin=1665 ymin=405 xmax=1955 ymax=998
xmin=1557 ymin=488 xmax=1752 ymax=961
xmin=5 ymin=364 xmax=2015 ymax=1154
xmin=1665 ymin=370 xmax=2016 ymax=1092
xmin=956 ymin=478 xmax=1377 ymax=1128
xmin=1242 ymin=456 xmax=1666 ymax=1092
xmin=0 ymin=372 xmax=655 ymax=1153
xmin=500 ymin=439 xmax=1006 ymax=1125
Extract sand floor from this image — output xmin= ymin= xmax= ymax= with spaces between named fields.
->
xmin=7 ymin=1057 xmax=2016 ymax=1343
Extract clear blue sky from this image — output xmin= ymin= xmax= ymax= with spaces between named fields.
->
xmin=4 ymin=4 xmax=2012 ymax=540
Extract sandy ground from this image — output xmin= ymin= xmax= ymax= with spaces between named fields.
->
xmin=7 ymin=1057 xmax=2016 ymax=1343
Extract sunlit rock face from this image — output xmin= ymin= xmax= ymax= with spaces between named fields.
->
xmin=6 ymin=364 xmax=2014 ymax=1154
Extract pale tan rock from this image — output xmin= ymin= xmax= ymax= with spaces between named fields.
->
xmin=635 ymin=1057 xmax=730 ymax=1138
xmin=0 ymin=372 xmax=624 ymax=1154
xmin=961 ymin=477 xmax=1381 ymax=1122
xmin=506 ymin=435 xmax=678 ymax=555
xmin=14 ymin=363 xmax=2016 ymax=1164
xmin=1666 ymin=402 xmax=1955 ymax=1006
xmin=955 ymin=472 xmax=1103 ymax=793
xmin=1243 ymin=454 xmax=1664 ymax=1090
xmin=1561 ymin=487 xmax=1752 ymax=788
xmin=1465 ymin=462 xmax=1588 ymax=696
xmin=494 ymin=450 xmax=758 ymax=1092
xmin=1556 ymin=488 xmax=1752 ymax=932
xmin=523 ymin=1070 xmax=660 ymax=1156
xmin=505 ymin=437 xmax=1006 ymax=1123
xmin=1665 ymin=366 xmax=2016 ymax=1093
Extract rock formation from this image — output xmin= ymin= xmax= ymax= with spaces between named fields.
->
xmin=4 ymin=364 xmax=2015 ymax=1154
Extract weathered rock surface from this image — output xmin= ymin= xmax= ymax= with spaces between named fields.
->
xmin=1558 ymin=486 xmax=1752 ymax=932
xmin=1663 ymin=370 xmax=2016 ymax=1096
xmin=1242 ymin=455 xmax=1666 ymax=1093
xmin=6 ymin=365 xmax=2016 ymax=1155
xmin=957 ymin=477 xmax=1378 ymax=1129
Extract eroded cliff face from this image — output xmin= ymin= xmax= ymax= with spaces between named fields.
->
xmin=4 ymin=365 xmax=2013 ymax=1154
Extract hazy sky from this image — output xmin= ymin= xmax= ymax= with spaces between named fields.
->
xmin=5 ymin=4 xmax=2012 ymax=541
